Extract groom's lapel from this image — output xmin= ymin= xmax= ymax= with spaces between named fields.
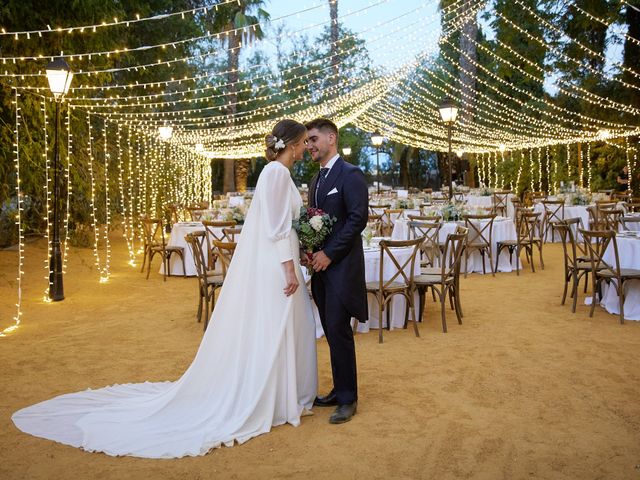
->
xmin=309 ymin=172 xmax=320 ymax=207
xmin=318 ymin=158 xmax=344 ymax=209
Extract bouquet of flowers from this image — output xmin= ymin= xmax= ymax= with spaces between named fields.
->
xmin=571 ymin=188 xmax=591 ymax=206
xmin=293 ymin=206 xmax=337 ymax=275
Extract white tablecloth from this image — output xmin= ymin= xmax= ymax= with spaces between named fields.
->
xmin=159 ymin=222 xmax=226 ymax=276
xmin=464 ymin=194 xmax=516 ymax=218
xmin=391 ymin=217 xmax=519 ymax=273
xmin=596 ymin=235 xmax=640 ymax=321
xmin=533 ymin=203 xmax=590 ymax=242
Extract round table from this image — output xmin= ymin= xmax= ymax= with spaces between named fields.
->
xmin=391 ymin=217 xmax=519 ymax=273
xmin=159 ymin=222 xmax=226 ymax=276
xmin=595 ymin=235 xmax=640 ymax=321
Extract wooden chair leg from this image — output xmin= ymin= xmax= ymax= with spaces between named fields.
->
xmin=452 ymin=285 xmax=463 ymax=325
xmin=618 ymin=279 xmax=625 ymax=325
xmin=196 ymin=285 xmax=203 ymax=322
xmin=571 ymin=274 xmax=579 ymax=313
xmin=409 ymin=294 xmax=420 ymax=338
xmin=439 ymin=287 xmax=447 ymax=333
xmin=146 ymin=251 xmax=153 ymax=280
xmin=561 ymin=270 xmax=569 ymax=305
xmin=378 ymin=296 xmax=384 ymax=344
xmin=589 ymin=275 xmax=598 ymax=317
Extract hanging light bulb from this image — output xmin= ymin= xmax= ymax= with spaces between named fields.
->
xmin=158 ymin=125 xmax=173 ymax=140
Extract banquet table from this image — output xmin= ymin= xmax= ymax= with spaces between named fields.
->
xmin=159 ymin=222 xmax=226 ymax=276
xmin=391 ymin=217 xmax=520 ymax=273
xmin=593 ymin=234 xmax=640 ymax=321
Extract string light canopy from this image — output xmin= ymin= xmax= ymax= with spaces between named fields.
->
xmin=45 ymin=58 xmax=73 ymax=99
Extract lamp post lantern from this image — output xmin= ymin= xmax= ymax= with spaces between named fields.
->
xmin=341 ymin=146 xmax=352 ymax=157
xmin=438 ymin=98 xmax=459 ymax=200
xmin=45 ymin=58 xmax=74 ymax=301
xmin=371 ymin=131 xmax=384 ymax=194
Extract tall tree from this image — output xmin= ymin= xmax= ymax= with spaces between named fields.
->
xmin=209 ymin=0 xmax=269 ymax=192
xmin=329 ymin=0 xmax=339 ymax=84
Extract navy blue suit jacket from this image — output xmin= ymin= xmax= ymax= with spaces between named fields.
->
xmin=309 ymin=157 xmax=369 ymax=321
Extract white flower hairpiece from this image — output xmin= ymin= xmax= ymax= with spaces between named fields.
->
xmin=274 ymin=138 xmax=286 ymax=151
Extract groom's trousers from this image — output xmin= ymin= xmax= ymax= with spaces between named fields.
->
xmin=312 ymin=274 xmax=358 ymax=405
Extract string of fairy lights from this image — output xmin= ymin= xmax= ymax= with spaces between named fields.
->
xmin=2 ymin=0 xmax=640 ymax=336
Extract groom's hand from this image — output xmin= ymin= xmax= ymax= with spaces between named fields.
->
xmin=311 ymin=251 xmax=332 ymax=271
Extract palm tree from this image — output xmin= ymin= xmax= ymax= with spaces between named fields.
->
xmin=211 ymin=1 xmax=270 ymax=192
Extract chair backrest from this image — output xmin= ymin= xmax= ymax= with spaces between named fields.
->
xmin=185 ymin=231 xmax=209 ymax=285
xmin=408 ymin=221 xmax=442 ymax=267
xmin=438 ymin=230 xmax=467 ymax=279
xmin=579 ymin=229 xmax=619 ymax=277
xmin=552 ymin=220 xmax=582 ymax=274
xmin=367 ymin=214 xmax=383 ymax=236
xmin=186 ymin=207 xmax=204 ymax=221
xmin=223 ymin=227 xmax=243 ymax=242
xmin=599 ymin=208 xmax=623 ymax=231
xmin=532 ymin=191 xmax=548 ymax=202
xmin=369 ymin=204 xmax=391 ymax=215
xmin=517 ymin=211 xmax=541 ymax=242
xmin=212 ymin=240 xmax=237 ymax=279
xmin=163 ymin=204 xmax=180 ymax=225
xmin=595 ymin=201 xmax=616 ymax=212
xmin=383 ymin=209 xmax=405 ymax=227
xmin=141 ymin=218 xmax=166 ymax=247
xmin=376 ymin=237 xmax=424 ymax=290
xmin=453 ymin=191 xmax=465 ymax=203
xmin=492 ymin=192 xmax=509 ymax=213
xmin=407 ymin=214 xmax=441 ymax=223
xmin=202 ymin=220 xmax=236 ymax=269
xmin=463 ymin=214 xmax=495 ymax=246
xmin=542 ymin=200 xmax=565 ymax=224
xmin=625 ymin=201 xmax=640 ymax=213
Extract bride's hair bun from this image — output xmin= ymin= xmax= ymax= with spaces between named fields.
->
xmin=265 ymin=119 xmax=307 ymax=161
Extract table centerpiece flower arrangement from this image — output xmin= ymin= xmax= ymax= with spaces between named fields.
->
xmin=441 ymin=201 xmax=467 ymax=221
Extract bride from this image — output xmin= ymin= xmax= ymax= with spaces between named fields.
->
xmin=12 ymin=119 xmax=318 ymax=458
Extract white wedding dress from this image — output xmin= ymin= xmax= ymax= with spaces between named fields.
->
xmin=12 ymin=161 xmax=318 ymax=458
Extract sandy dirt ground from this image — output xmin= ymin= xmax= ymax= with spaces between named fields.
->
xmin=1 ymin=236 xmax=639 ymax=480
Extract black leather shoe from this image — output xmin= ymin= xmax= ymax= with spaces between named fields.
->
xmin=329 ymin=402 xmax=357 ymax=424
xmin=313 ymin=391 xmax=338 ymax=407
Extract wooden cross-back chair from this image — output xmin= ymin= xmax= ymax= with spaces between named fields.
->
xmin=408 ymin=221 xmax=442 ymax=270
xmin=542 ymin=200 xmax=565 ymax=242
xmin=202 ymin=220 xmax=236 ymax=270
xmin=140 ymin=218 xmax=185 ymax=281
xmin=492 ymin=191 xmax=510 ymax=217
xmin=551 ymin=219 xmax=593 ymax=313
xmin=364 ymin=237 xmax=423 ymax=343
xmin=367 ymin=214 xmax=383 ymax=236
xmin=212 ymin=240 xmax=237 ymax=281
xmin=495 ymin=210 xmax=543 ymax=275
xmin=462 ymin=214 xmax=496 ymax=277
xmin=382 ymin=208 xmax=404 ymax=236
xmin=599 ymin=208 xmax=624 ymax=232
xmin=185 ymin=232 xmax=223 ymax=329
xmin=412 ymin=228 xmax=467 ymax=333
xmin=580 ymin=229 xmax=640 ymax=324
xmin=222 ymin=227 xmax=243 ymax=243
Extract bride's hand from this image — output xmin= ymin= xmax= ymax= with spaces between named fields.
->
xmin=282 ymin=260 xmax=299 ymax=297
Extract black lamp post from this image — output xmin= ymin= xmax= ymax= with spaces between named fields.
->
xmin=46 ymin=58 xmax=73 ymax=301
xmin=371 ymin=131 xmax=384 ymax=194
xmin=438 ymin=98 xmax=459 ymax=200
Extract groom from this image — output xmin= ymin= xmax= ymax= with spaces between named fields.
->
xmin=305 ymin=118 xmax=368 ymax=424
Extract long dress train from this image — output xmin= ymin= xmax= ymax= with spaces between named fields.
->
xmin=12 ymin=161 xmax=318 ymax=458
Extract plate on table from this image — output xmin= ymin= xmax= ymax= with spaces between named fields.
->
xmin=618 ymin=230 xmax=638 ymax=238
